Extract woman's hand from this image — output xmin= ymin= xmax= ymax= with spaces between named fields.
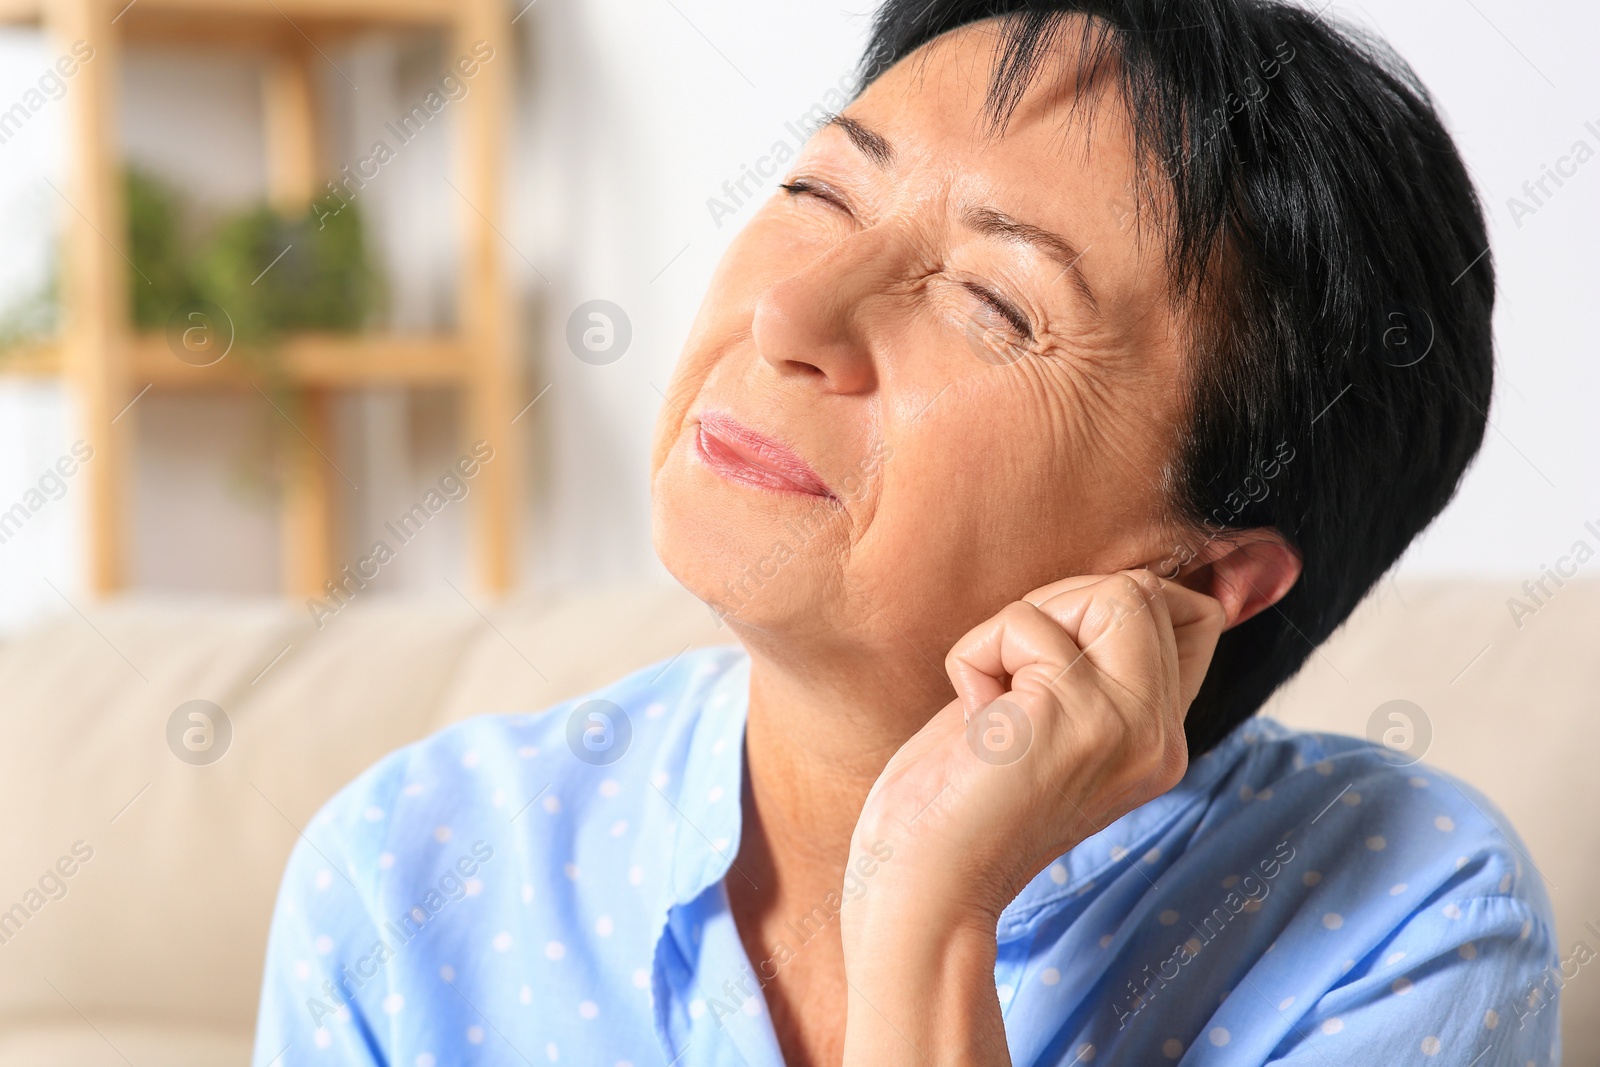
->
xmin=840 ymin=570 xmax=1227 ymax=1066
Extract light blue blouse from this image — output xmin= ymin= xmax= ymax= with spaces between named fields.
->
xmin=253 ymin=647 xmax=1562 ymax=1065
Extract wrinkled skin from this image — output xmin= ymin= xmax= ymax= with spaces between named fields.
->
xmin=649 ymin=18 xmax=1300 ymax=1067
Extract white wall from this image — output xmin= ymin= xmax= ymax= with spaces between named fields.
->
xmin=1360 ymin=2 xmax=1600 ymax=578
xmin=0 ymin=32 xmax=81 ymax=629
xmin=0 ymin=0 xmax=1595 ymax=631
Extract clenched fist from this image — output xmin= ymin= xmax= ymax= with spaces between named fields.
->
xmin=841 ymin=571 xmax=1228 ymax=1066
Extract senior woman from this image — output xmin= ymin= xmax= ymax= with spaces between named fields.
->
xmin=254 ymin=1 xmax=1558 ymax=1065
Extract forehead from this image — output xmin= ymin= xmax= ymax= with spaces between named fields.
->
xmin=838 ymin=20 xmax=1162 ymax=315
xmin=855 ymin=22 xmax=1137 ymax=181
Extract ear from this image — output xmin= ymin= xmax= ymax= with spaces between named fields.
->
xmin=1164 ymin=529 xmax=1302 ymax=631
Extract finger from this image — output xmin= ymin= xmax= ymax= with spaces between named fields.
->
xmin=945 ymin=601 xmax=1085 ymax=717
xmin=1140 ymin=572 xmax=1226 ymax=635
xmin=1032 ymin=571 xmax=1223 ymax=712
xmin=1138 ymin=573 xmax=1227 ymax=710
xmin=1035 ymin=573 xmax=1197 ymax=728
xmin=1021 ymin=573 xmax=1107 ymax=607
xmin=1130 ymin=571 xmax=1180 ymax=704
xmin=1029 ymin=570 xmax=1223 ymax=637
xmin=1031 ymin=573 xmax=1170 ymax=702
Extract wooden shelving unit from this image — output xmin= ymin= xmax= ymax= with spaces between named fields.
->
xmin=0 ymin=0 xmax=522 ymax=597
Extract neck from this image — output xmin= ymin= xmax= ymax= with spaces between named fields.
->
xmin=736 ymin=639 xmax=954 ymax=897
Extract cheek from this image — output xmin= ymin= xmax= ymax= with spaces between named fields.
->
xmin=828 ymin=373 xmax=1060 ymax=609
xmin=861 ymin=360 xmax=1164 ymax=599
xmin=649 ymin=350 xmax=708 ymax=480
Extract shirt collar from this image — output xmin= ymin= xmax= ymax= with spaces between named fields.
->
xmin=996 ymin=714 xmax=1267 ymax=940
xmin=652 ymin=651 xmax=752 ymax=913
xmin=643 ymin=649 xmax=1264 ymax=938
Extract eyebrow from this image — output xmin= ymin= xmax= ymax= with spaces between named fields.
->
xmin=964 ymin=206 xmax=1099 ymax=313
xmin=825 ymin=115 xmax=1099 ymax=313
xmin=825 ymin=114 xmax=894 ymax=167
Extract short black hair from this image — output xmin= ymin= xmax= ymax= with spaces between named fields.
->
xmin=860 ymin=1 xmax=1494 ymax=755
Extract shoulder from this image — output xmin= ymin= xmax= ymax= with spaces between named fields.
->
xmin=1231 ymin=720 xmax=1535 ymax=875
xmin=1204 ymin=719 xmax=1557 ymax=956
xmin=255 ymin=646 xmax=749 ymax=1056
xmin=291 ymin=645 xmax=748 ymax=892
xmin=1178 ymin=722 xmax=1565 ymax=1060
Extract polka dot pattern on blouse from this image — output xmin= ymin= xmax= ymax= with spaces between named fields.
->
xmin=253 ymin=648 xmax=1561 ymax=1066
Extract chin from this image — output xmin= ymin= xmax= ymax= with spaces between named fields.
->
xmin=651 ymin=438 xmax=850 ymax=636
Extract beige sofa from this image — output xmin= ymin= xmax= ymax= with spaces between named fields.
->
xmin=0 ymin=578 xmax=1594 ymax=1064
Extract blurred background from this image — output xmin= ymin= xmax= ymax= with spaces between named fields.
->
xmin=0 ymin=0 xmax=882 ymax=619
xmin=0 ymin=0 xmax=1595 ymax=1064
xmin=0 ymin=0 xmax=1593 ymax=620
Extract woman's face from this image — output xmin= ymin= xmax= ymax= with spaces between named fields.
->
xmin=652 ymin=21 xmax=1191 ymax=669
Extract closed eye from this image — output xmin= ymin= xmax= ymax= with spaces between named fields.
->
xmin=781 ymin=178 xmax=1035 ymax=343
xmin=961 ymin=281 xmax=1035 ymax=341
xmin=779 ymin=178 xmax=851 ymax=214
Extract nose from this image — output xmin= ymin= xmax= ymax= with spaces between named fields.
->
xmin=749 ymin=233 xmax=882 ymax=395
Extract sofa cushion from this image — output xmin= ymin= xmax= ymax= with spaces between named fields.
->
xmin=0 ymin=1022 xmax=250 ymax=1067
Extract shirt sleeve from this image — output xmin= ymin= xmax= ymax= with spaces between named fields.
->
xmin=252 ymin=768 xmax=404 ymax=1066
xmin=1264 ymin=892 xmax=1561 ymax=1066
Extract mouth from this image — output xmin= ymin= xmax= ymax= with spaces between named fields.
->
xmin=693 ymin=411 xmax=833 ymax=499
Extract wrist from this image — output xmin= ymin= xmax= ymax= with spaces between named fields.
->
xmin=840 ymin=904 xmax=1008 ymax=1066
xmin=843 ymin=898 xmax=999 ymax=985
xmin=841 ymin=872 xmax=1001 ymax=962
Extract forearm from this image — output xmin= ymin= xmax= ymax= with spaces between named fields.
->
xmin=841 ymin=895 xmax=1012 ymax=1067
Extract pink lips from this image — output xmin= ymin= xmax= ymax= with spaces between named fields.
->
xmin=694 ymin=411 xmax=833 ymax=498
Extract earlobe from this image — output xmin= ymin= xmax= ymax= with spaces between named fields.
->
xmin=1166 ymin=530 xmax=1302 ymax=630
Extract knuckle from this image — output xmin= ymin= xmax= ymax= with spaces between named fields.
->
xmin=1128 ymin=723 xmax=1166 ymax=774
xmin=1106 ymin=573 xmax=1144 ymax=603
xmin=1155 ymin=735 xmax=1191 ymax=792
xmin=1107 ymin=577 xmax=1151 ymax=620
xmin=1120 ymin=710 xmax=1184 ymax=783
xmin=1001 ymin=599 xmax=1040 ymax=623
xmin=1125 ymin=567 xmax=1159 ymax=589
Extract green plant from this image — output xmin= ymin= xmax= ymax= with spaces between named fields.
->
xmin=126 ymin=167 xmax=199 ymax=327
xmin=0 ymin=274 xmax=56 ymax=358
xmin=0 ymin=171 xmax=384 ymax=360
xmin=124 ymin=167 xmax=385 ymax=347
xmin=119 ymin=169 xmax=386 ymax=499
xmin=189 ymin=196 xmax=384 ymax=345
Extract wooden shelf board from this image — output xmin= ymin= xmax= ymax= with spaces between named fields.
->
xmin=6 ymin=0 xmax=519 ymax=594
xmin=1 ymin=0 xmax=462 ymax=29
xmin=0 ymin=0 xmax=40 ymax=24
xmin=0 ymin=334 xmax=473 ymax=387
xmin=0 ymin=341 xmax=63 ymax=377
xmin=135 ymin=332 xmax=473 ymax=386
